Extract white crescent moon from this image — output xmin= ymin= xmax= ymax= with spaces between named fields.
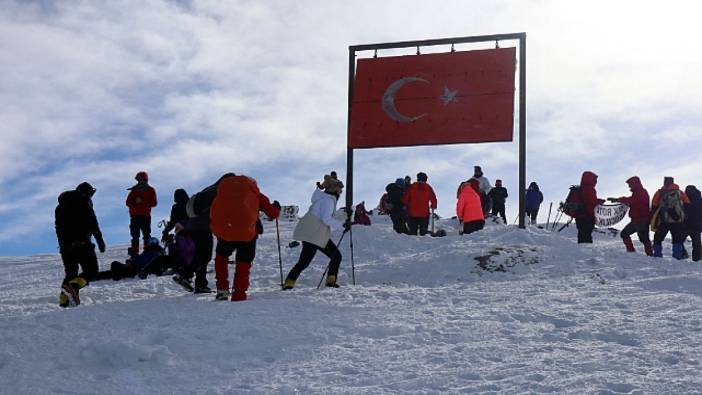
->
xmin=382 ymin=77 xmax=429 ymax=123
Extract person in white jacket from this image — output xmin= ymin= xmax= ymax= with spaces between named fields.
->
xmin=283 ymin=177 xmax=350 ymax=289
xmin=471 ymin=166 xmax=492 ymax=215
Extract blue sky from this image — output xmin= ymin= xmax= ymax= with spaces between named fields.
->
xmin=1 ymin=0 xmax=701 ymax=255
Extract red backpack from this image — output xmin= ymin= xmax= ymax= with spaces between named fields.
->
xmin=563 ymin=185 xmax=585 ymax=217
xmin=210 ymin=176 xmax=260 ymax=241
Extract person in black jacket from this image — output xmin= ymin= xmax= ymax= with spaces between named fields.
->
xmin=683 ymin=185 xmax=702 ymax=261
xmin=161 ymin=188 xmax=189 ymax=241
xmin=385 ymin=178 xmax=408 ymax=234
xmin=55 ymin=182 xmax=106 ymax=307
xmin=488 ymin=179 xmax=508 ymax=223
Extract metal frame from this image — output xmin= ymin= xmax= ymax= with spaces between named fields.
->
xmin=346 ymin=32 xmax=527 ymax=228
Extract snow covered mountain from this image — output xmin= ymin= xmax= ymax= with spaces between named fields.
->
xmin=1 ymin=216 xmax=701 ymax=394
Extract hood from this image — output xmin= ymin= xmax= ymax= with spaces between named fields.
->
xmin=395 ymin=178 xmax=405 ymax=188
xmin=135 ymin=171 xmax=148 ymax=182
xmin=626 ymin=176 xmax=643 ymax=190
xmin=174 ymin=189 xmax=189 ymax=204
xmin=468 ymin=179 xmax=480 ymax=192
xmin=580 ymin=171 xmax=598 ymax=187
xmin=685 ymin=185 xmax=701 ymax=202
xmin=528 ymin=182 xmax=539 ymax=191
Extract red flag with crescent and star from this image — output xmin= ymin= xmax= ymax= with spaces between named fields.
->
xmin=349 ymin=47 xmax=516 ymax=149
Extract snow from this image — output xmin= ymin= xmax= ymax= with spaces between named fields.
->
xmin=1 ymin=215 xmax=701 ymax=394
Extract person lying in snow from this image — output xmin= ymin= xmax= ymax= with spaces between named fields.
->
xmin=352 ymin=201 xmax=371 ymax=226
xmin=98 ymin=238 xmax=177 ymax=281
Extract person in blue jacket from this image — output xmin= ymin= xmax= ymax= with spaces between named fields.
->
xmin=525 ymin=182 xmax=544 ymax=225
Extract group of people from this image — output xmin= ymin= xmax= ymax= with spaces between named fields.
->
xmin=54 ymin=171 xmax=356 ymax=307
xmin=53 ymin=167 xmax=700 ymax=308
xmin=567 ymin=171 xmax=702 ymax=261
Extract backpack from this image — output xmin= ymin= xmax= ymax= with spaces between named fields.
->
xmin=210 ymin=176 xmax=261 ymax=241
xmin=659 ymin=189 xmax=685 ymax=224
xmin=563 ymin=185 xmax=585 ymax=217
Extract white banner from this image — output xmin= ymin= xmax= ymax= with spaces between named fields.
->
xmin=595 ymin=204 xmax=629 ymax=227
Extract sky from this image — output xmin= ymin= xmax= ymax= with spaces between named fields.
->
xmin=1 ymin=0 xmax=701 ymax=256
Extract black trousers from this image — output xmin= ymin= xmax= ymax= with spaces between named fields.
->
xmin=60 ymin=242 xmax=99 ymax=285
xmin=130 ymin=215 xmax=152 ymax=243
xmin=620 ymin=222 xmax=650 ymax=243
xmin=179 ymin=230 xmax=213 ymax=288
xmin=653 ymin=223 xmax=684 ymax=244
xmin=462 ymin=220 xmax=485 ymax=235
xmin=407 ymin=216 xmax=430 ymax=236
xmin=286 ymin=240 xmax=341 ymax=281
xmin=683 ymin=227 xmax=702 ymax=261
xmin=575 ymin=217 xmax=595 ymax=243
xmin=491 ymin=203 xmax=507 ymax=223
xmin=389 ymin=208 xmax=407 ymax=234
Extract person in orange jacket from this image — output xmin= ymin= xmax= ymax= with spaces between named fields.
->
xmin=126 ymin=171 xmax=157 ymax=257
xmin=402 ymin=172 xmax=437 ymax=236
xmin=650 ymin=176 xmax=689 ymax=259
xmin=457 ymin=180 xmax=485 ymax=234
xmin=209 ymin=174 xmax=280 ymax=301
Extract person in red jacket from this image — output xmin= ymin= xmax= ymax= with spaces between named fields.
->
xmin=402 ymin=172 xmax=437 ymax=236
xmin=576 ymin=171 xmax=605 ymax=244
xmin=209 ymin=175 xmax=280 ymax=301
xmin=608 ymin=176 xmax=652 ymax=255
xmin=126 ymin=171 xmax=158 ymax=257
xmin=457 ymin=181 xmax=485 ymax=234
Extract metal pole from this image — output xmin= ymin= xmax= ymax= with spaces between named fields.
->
xmin=518 ymin=33 xmax=527 ymax=229
xmin=275 ymin=219 xmax=284 ymax=288
xmin=345 ymin=47 xmax=356 ymax=219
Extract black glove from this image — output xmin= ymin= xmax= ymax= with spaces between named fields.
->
xmin=95 ymin=233 xmax=106 ymax=253
xmin=272 ymin=200 xmax=281 ymax=210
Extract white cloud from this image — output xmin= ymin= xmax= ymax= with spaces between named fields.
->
xmin=1 ymin=0 xmax=701 ymax=253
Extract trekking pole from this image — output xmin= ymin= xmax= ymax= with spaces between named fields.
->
xmin=546 ymin=202 xmax=553 ymax=228
xmin=557 ymin=216 xmax=573 ymax=232
xmin=350 ymin=222 xmax=356 ymax=285
xmin=317 ymin=230 xmax=348 ymax=289
xmin=512 ymin=214 xmax=519 ymax=225
xmin=275 ymin=219 xmax=284 ymax=288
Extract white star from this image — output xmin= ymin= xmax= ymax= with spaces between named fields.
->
xmin=440 ymin=86 xmax=458 ymax=106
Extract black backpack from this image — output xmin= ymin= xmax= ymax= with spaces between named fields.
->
xmin=563 ymin=185 xmax=585 ymax=217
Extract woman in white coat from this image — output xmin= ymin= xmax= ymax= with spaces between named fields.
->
xmin=283 ymin=177 xmax=349 ymax=289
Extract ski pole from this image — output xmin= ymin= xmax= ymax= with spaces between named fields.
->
xmin=275 ymin=219 xmax=284 ymax=288
xmin=349 ymin=222 xmax=356 ymax=286
xmin=317 ymin=230 xmax=347 ymax=289
xmin=558 ymin=216 xmax=573 ymax=232
xmin=546 ymin=202 xmax=553 ymax=228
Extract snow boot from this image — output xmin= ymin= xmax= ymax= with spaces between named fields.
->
xmin=172 ymin=274 xmax=194 ymax=292
xmin=643 ymin=241 xmax=653 ymax=257
xmin=58 ymin=290 xmax=70 ymax=308
xmin=282 ymin=278 xmax=295 ymax=290
xmin=214 ymin=254 xmax=230 ymax=292
xmin=194 ymin=286 xmax=213 ymax=294
xmin=652 ymin=243 xmax=663 ymax=258
xmin=672 ymin=243 xmax=684 ymax=260
xmin=622 ymin=237 xmax=636 ymax=253
xmin=231 ymin=261 xmax=251 ymax=301
xmin=325 ymin=274 xmax=339 ymax=288
xmin=681 ymin=246 xmax=689 ymax=260
xmin=215 ymin=289 xmax=230 ymax=301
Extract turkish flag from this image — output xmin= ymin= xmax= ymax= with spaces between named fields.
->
xmin=349 ymin=47 xmax=516 ymax=149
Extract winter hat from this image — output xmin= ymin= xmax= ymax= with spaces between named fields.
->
xmin=417 ymin=172 xmax=428 ymax=182
xmin=135 ymin=171 xmax=149 ymax=182
xmin=664 ymin=176 xmax=674 ymax=185
xmin=395 ymin=178 xmax=405 ymax=188
xmin=76 ymin=182 xmax=96 ymax=197
xmin=474 ymin=166 xmax=483 ymax=177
